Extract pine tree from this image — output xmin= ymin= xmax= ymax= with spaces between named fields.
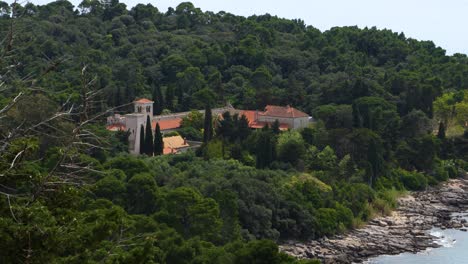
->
xmin=437 ymin=121 xmax=446 ymax=140
xmin=144 ymin=115 xmax=154 ymax=155
xmin=203 ymin=104 xmax=213 ymax=143
xmin=139 ymin=124 xmax=145 ymax=155
xmin=154 ymin=123 xmax=164 ymax=155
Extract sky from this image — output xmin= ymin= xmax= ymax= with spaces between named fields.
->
xmin=24 ymin=0 xmax=468 ymax=55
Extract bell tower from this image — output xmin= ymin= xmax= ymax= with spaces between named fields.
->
xmin=134 ymin=98 xmax=154 ymax=117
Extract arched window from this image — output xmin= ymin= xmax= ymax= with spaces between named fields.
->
xmin=146 ymin=106 xmax=151 ymax=113
xmin=137 ymin=106 xmax=142 ymax=113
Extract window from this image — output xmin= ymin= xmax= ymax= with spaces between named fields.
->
xmin=137 ymin=106 xmax=142 ymax=113
xmin=146 ymin=106 xmax=151 ymax=113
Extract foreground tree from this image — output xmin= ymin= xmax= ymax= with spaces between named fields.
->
xmin=203 ymin=104 xmax=213 ymax=143
xmin=139 ymin=124 xmax=145 ymax=154
xmin=154 ymin=122 xmax=164 ymax=155
xmin=144 ymin=115 xmax=153 ymax=155
xmin=437 ymin=121 xmax=446 ymax=139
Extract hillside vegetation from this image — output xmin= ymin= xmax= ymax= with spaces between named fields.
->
xmin=0 ymin=1 xmax=467 ymax=263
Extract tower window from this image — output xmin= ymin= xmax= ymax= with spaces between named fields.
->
xmin=146 ymin=106 xmax=151 ymax=113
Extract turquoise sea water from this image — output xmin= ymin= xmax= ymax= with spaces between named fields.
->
xmin=369 ymin=213 xmax=468 ymax=264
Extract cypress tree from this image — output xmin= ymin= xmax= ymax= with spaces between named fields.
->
xmin=152 ymin=85 xmax=164 ymax=115
xmin=165 ymin=86 xmax=174 ymax=110
xmin=238 ymin=114 xmax=251 ymax=141
xmin=256 ymin=131 xmax=274 ymax=169
xmin=154 ymin=123 xmax=164 ymax=155
xmin=437 ymin=121 xmax=446 ymax=140
xmin=203 ymin=104 xmax=213 ymax=143
xmin=144 ymin=115 xmax=154 ymax=155
xmin=114 ymin=86 xmax=122 ymax=107
xmin=271 ymin=119 xmax=280 ymax=134
xmin=139 ymin=124 xmax=145 ymax=155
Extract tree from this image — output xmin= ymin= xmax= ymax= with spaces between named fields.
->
xmin=437 ymin=121 xmax=446 ymax=139
xmin=203 ymin=104 xmax=213 ymax=143
xmin=127 ymin=173 xmax=159 ymax=214
xmin=400 ymin=110 xmax=432 ymax=138
xmin=154 ymin=123 xmax=164 ymax=155
xmin=216 ymin=111 xmax=234 ymax=141
xmin=255 ymin=130 xmax=276 ymax=169
xmin=271 ymin=119 xmax=281 ymax=134
xmin=152 ymin=85 xmax=164 ymax=115
xmin=139 ymin=124 xmax=145 ymax=155
xmin=181 ymin=110 xmax=204 ymax=130
xmin=158 ymin=187 xmax=222 ymax=241
xmin=276 ymin=130 xmax=306 ymax=165
xmin=238 ymin=114 xmax=251 ymax=141
xmin=144 ymin=115 xmax=153 ymax=155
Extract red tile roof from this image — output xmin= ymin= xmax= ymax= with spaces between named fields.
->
xmin=239 ymin=110 xmax=257 ymax=126
xmin=134 ymin=98 xmax=153 ymax=104
xmin=163 ymin=147 xmax=177 ymax=155
xmin=162 ymin=136 xmax=190 ymax=155
xmin=260 ymin=105 xmax=309 ymax=118
xmin=152 ymin=118 xmax=182 ymax=131
xmin=106 ymin=124 xmax=126 ymax=131
xmin=239 ymin=110 xmax=290 ymax=130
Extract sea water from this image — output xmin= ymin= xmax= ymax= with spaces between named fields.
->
xmin=368 ymin=213 xmax=468 ymax=264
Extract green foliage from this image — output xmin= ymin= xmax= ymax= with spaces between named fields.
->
xmin=154 ymin=123 xmax=164 ymax=155
xmin=277 ymin=131 xmax=306 ymax=165
xmin=203 ymin=104 xmax=213 ymax=143
xmin=156 ymin=187 xmax=222 ymax=242
xmin=144 ymin=115 xmax=154 ymax=155
xmin=398 ymin=169 xmax=428 ymax=191
xmin=127 ymin=172 xmax=159 ymax=214
xmin=2 ymin=2 xmax=468 ymax=262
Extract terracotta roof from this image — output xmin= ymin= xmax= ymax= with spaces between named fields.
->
xmin=152 ymin=118 xmax=182 ymax=131
xmin=106 ymin=124 xmax=126 ymax=131
xmin=239 ymin=110 xmax=257 ymax=126
xmin=260 ymin=105 xmax=309 ymax=118
xmin=239 ymin=110 xmax=290 ymax=130
xmin=162 ymin=136 xmax=189 ymax=155
xmin=249 ymin=122 xmax=290 ymax=130
xmin=163 ymin=147 xmax=178 ymax=155
xmin=163 ymin=135 xmax=189 ymax=148
xmin=134 ymin=98 xmax=153 ymax=104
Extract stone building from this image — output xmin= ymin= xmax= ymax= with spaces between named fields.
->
xmin=106 ymin=98 xmax=313 ymax=155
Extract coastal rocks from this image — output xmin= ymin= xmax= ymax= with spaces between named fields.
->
xmin=280 ymin=179 xmax=468 ymax=263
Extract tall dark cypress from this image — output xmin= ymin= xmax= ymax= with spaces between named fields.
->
xmin=203 ymin=104 xmax=213 ymax=143
xmin=238 ymin=114 xmax=251 ymax=141
xmin=144 ymin=115 xmax=154 ymax=155
xmin=152 ymin=85 xmax=164 ymax=115
xmin=271 ymin=119 xmax=280 ymax=135
xmin=139 ymin=124 xmax=145 ymax=155
xmin=437 ymin=121 xmax=446 ymax=140
xmin=114 ymin=86 xmax=122 ymax=107
xmin=256 ymin=130 xmax=274 ymax=169
xmin=154 ymin=123 xmax=164 ymax=155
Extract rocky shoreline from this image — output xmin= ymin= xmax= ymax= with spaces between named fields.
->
xmin=280 ymin=178 xmax=468 ymax=263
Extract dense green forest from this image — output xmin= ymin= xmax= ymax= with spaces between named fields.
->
xmin=0 ymin=1 xmax=467 ymax=263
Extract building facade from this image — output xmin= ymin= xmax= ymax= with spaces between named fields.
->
xmin=106 ymin=99 xmax=313 ymax=155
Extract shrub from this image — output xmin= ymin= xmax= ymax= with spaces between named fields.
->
xmin=400 ymin=170 xmax=427 ymax=190
xmin=316 ymin=208 xmax=338 ymax=236
xmin=433 ymin=165 xmax=449 ymax=182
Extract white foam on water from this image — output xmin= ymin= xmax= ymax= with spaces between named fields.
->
xmin=431 ymin=230 xmax=456 ymax=248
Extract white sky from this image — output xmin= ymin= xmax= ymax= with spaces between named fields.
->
xmin=23 ymin=0 xmax=468 ymax=55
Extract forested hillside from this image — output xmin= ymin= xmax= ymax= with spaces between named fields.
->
xmin=0 ymin=1 xmax=467 ymax=263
